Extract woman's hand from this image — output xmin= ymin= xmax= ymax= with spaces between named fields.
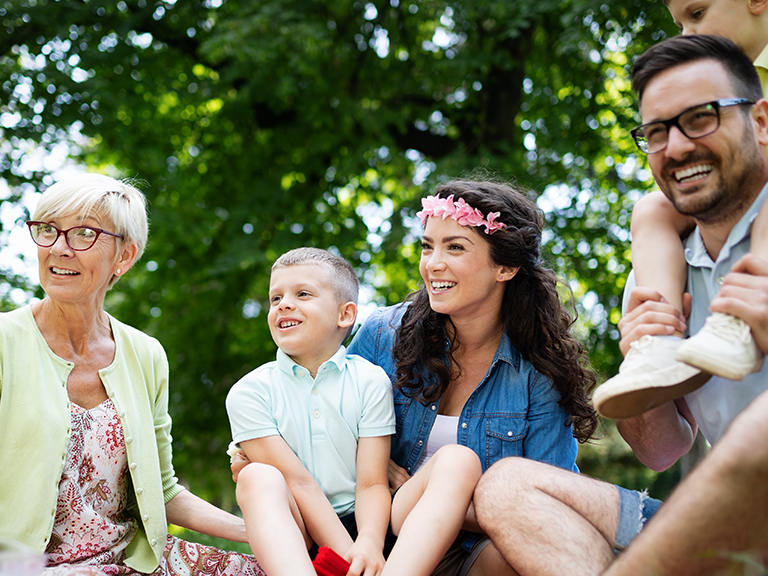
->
xmin=387 ymin=459 xmax=410 ymax=495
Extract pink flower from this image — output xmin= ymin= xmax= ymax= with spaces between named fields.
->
xmin=416 ymin=194 xmax=507 ymax=234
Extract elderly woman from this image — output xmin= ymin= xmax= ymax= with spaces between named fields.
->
xmin=0 ymin=174 xmax=264 ymax=575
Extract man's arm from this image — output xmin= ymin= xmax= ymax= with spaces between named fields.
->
xmin=240 ymin=436 xmax=354 ymax=554
xmin=614 ymin=287 xmax=696 ymax=468
xmin=345 ymin=435 xmax=391 ymax=576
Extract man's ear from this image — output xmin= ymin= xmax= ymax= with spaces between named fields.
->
xmin=749 ymin=0 xmax=768 ymax=15
xmin=753 ymin=99 xmax=768 ymax=147
xmin=338 ymin=301 xmax=357 ymax=329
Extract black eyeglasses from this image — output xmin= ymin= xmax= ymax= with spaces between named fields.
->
xmin=26 ymin=221 xmax=124 ymax=251
xmin=631 ymin=98 xmax=755 ymax=154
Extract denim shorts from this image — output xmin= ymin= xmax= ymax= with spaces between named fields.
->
xmin=614 ymin=486 xmax=663 ymax=553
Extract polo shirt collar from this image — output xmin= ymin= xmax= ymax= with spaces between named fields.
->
xmin=276 ymin=345 xmax=348 ymax=377
xmin=684 ymin=180 xmax=768 ymax=267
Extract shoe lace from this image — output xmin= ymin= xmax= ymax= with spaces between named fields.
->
xmin=704 ymin=313 xmax=751 ymax=344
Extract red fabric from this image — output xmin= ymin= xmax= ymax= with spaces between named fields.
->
xmin=312 ymin=547 xmax=350 ymax=576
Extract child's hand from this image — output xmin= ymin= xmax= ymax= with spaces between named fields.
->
xmin=344 ymin=535 xmax=385 ymax=576
xmin=227 ymin=442 xmax=251 ymax=483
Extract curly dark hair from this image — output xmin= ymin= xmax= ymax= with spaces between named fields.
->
xmin=392 ymin=180 xmax=598 ymax=443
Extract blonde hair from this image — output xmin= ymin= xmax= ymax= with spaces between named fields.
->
xmin=272 ymin=247 xmax=359 ymax=305
xmin=33 ymin=173 xmax=148 ymax=286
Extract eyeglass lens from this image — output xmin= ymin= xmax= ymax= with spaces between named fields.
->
xmin=641 ymin=103 xmax=719 ymax=154
xmin=30 ymin=223 xmax=99 ymax=250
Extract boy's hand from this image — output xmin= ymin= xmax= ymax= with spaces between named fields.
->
xmin=387 ymin=459 xmax=410 ymax=495
xmin=344 ymin=535 xmax=385 ymax=576
xmin=228 ymin=445 xmax=251 ymax=483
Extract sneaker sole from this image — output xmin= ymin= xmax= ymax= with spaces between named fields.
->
xmin=676 ymin=348 xmax=765 ymax=381
xmin=594 ymin=368 xmax=712 ymax=420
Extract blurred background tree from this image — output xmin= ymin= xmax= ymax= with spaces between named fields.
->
xmin=0 ymin=0 xmax=680 ymax=533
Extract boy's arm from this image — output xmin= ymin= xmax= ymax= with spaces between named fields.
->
xmin=239 ymin=436 xmax=354 ymax=554
xmin=346 ymin=435 xmax=391 ymax=576
xmin=631 ymin=191 xmax=696 ymax=317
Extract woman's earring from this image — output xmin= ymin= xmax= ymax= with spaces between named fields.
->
xmin=116 ymin=268 xmax=122 ymax=275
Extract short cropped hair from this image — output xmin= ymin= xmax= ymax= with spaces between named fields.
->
xmin=272 ymin=247 xmax=359 ymax=305
xmin=33 ymin=172 xmax=149 ymax=263
xmin=632 ymin=35 xmax=763 ymax=103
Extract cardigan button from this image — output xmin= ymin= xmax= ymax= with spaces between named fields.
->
xmin=136 ymin=488 xmax=144 ymax=495
xmin=126 ymin=437 xmax=133 ymax=444
xmin=130 ymin=462 xmax=137 ymax=470
xmin=151 ymin=538 xmax=158 ymax=546
xmin=143 ymin=514 xmax=150 ymax=522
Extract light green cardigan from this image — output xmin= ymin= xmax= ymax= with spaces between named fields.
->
xmin=0 ymin=306 xmax=184 ymax=573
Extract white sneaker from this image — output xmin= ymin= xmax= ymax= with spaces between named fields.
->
xmin=676 ymin=313 xmax=764 ymax=380
xmin=593 ymin=335 xmax=712 ymax=420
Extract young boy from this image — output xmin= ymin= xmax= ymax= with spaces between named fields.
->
xmin=593 ymin=1 xmax=768 ymax=419
xmin=226 ymin=248 xmax=481 ymax=576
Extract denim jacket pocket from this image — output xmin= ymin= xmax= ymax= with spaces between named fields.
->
xmin=483 ymin=417 xmax=529 ymax=469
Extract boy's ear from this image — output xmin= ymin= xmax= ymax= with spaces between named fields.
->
xmin=338 ymin=301 xmax=357 ymax=328
xmin=751 ymin=0 xmax=768 ymax=15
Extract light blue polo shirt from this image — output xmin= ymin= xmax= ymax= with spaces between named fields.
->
xmin=226 ymin=345 xmax=395 ymax=515
xmin=682 ymin=182 xmax=768 ymax=445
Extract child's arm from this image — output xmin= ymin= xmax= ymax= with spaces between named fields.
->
xmin=240 ymin=436 xmax=355 ymax=554
xmin=631 ymin=191 xmax=695 ymax=322
xmin=346 ymin=435 xmax=391 ymax=576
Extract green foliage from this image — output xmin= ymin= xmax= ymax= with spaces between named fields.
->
xmin=0 ymin=0 xmax=680 ymax=508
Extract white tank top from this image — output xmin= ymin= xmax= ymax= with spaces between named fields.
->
xmin=413 ymin=414 xmax=459 ymax=474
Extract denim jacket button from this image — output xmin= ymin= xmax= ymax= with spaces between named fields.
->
xmin=418 ymin=440 xmax=423 ymax=446
xmin=430 ymin=405 xmax=436 ymax=411
xmin=461 ymin=422 xmax=467 ymax=429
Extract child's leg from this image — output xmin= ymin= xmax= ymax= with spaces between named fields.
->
xmin=382 ymin=445 xmax=482 ymax=576
xmin=236 ymin=463 xmax=315 ymax=576
xmin=593 ymin=193 xmax=701 ymax=420
xmin=631 ymin=191 xmax=689 ymax=324
xmin=751 ymin=197 xmax=768 ymax=255
xmin=675 ymin=200 xmax=768 ymax=378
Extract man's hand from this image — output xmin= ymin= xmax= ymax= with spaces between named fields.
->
xmin=344 ymin=534 xmax=385 ymax=576
xmin=618 ymin=287 xmax=690 ymax=356
xmin=387 ymin=459 xmax=410 ymax=495
xmin=710 ymin=254 xmax=768 ymax=354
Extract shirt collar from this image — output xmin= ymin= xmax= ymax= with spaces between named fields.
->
xmin=754 ymin=42 xmax=768 ymax=74
xmin=685 ymin=180 xmax=768 ymax=267
xmin=276 ymin=344 xmax=347 ymax=377
xmin=495 ymin=331 xmax=522 ymax=373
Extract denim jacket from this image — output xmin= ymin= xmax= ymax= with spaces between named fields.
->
xmin=348 ymin=305 xmax=578 ymax=550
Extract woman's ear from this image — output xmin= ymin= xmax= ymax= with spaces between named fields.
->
xmin=115 ymin=243 xmax=139 ymax=276
xmin=750 ymin=0 xmax=768 ymax=15
xmin=338 ymin=301 xmax=358 ymax=329
xmin=497 ymin=266 xmax=519 ymax=282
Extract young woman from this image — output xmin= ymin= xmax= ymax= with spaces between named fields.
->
xmin=348 ymin=179 xmax=598 ymax=575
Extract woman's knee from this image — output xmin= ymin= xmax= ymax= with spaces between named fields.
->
xmin=431 ymin=444 xmax=482 ymax=482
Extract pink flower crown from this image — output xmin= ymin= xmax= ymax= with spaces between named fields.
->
xmin=416 ymin=194 xmax=507 ymax=235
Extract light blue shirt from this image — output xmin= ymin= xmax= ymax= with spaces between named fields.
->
xmin=226 ymin=345 xmax=395 ymax=515
xmin=682 ymin=182 xmax=768 ymax=444
xmin=622 ymin=182 xmax=768 ymax=444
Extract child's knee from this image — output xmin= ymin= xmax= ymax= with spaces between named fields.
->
xmin=235 ymin=462 xmax=288 ymax=501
